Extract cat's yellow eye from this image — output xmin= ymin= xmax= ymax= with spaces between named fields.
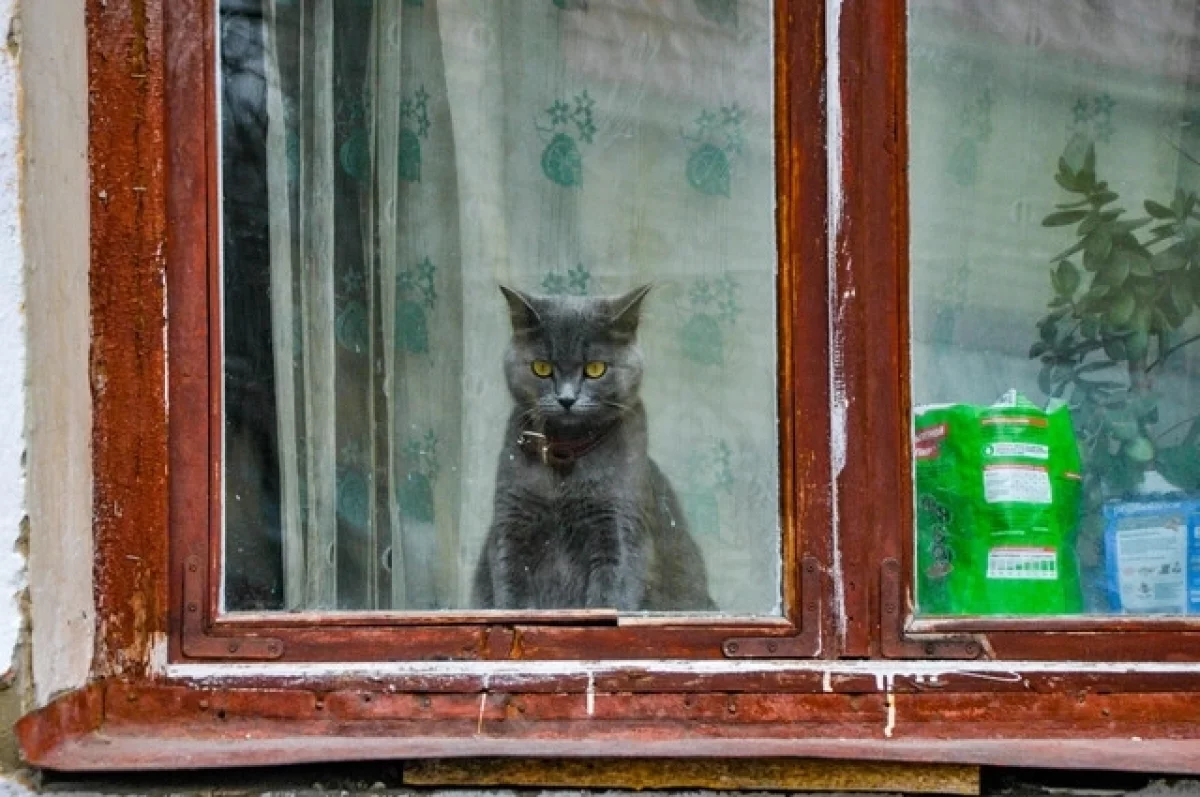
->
xmin=531 ymin=360 xmax=553 ymax=378
xmin=584 ymin=361 xmax=608 ymax=379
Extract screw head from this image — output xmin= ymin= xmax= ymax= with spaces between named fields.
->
xmin=187 ymin=602 xmax=198 ymax=613
xmin=767 ymin=641 xmax=778 ymax=653
xmin=725 ymin=641 xmax=739 ymax=654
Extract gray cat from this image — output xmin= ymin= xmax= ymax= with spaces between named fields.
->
xmin=472 ymin=285 xmax=717 ymax=612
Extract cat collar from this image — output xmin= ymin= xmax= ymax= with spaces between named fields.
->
xmin=517 ymin=427 xmax=611 ymax=472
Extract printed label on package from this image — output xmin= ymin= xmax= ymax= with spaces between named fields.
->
xmin=987 ymin=546 xmax=1058 ymax=580
xmin=983 ymin=465 xmax=1052 ymax=504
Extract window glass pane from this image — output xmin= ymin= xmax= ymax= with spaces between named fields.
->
xmin=910 ymin=1 xmax=1200 ymax=617
xmin=220 ymin=0 xmax=781 ymax=614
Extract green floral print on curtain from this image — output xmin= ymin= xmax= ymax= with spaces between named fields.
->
xmin=695 ymin=0 xmax=737 ymax=28
xmin=678 ymin=275 xmax=740 ymax=366
xmin=537 ymin=91 xmax=596 ymax=187
xmin=683 ymin=104 xmax=745 ymax=197
xmin=395 ymin=257 xmax=437 ymax=355
xmin=335 ymin=267 xmax=369 ymax=355
xmin=399 ymin=86 xmax=432 ymax=183
xmin=541 ymin=264 xmax=591 ymax=296
xmin=681 ymin=439 xmax=735 ymax=539
xmin=1069 ymin=93 xmax=1116 ymax=144
xmin=398 ymin=431 xmax=439 ymax=524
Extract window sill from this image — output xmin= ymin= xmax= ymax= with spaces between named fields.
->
xmin=16 ymin=675 xmax=1200 ymax=774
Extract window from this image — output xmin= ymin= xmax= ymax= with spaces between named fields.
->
xmin=170 ymin=0 xmax=822 ymax=664
xmin=220 ymin=0 xmax=783 ymax=617
xmin=18 ymin=0 xmax=1200 ymax=777
xmin=909 ymin=1 xmax=1200 ymax=620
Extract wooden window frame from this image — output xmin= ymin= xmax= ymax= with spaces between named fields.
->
xmin=182 ymin=0 xmax=826 ymax=662
xmin=16 ymin=0 xmax=1200 ymax=776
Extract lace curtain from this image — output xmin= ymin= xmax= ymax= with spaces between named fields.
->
xmin=249 ymin=0 xmax=780 ymax=612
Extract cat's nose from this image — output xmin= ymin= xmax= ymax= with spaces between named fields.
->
xmin=558 ymin=396 xmax=576 ymax=410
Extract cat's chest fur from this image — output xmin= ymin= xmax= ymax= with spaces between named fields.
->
xmin=497 ymin=433 xmax=646 ymax=539
xmin=485 ymin=420 xmax=654 ymax=609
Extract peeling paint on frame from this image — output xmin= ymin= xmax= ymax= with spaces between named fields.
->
xmin=826 ymin=0 xmax=848 ymax=651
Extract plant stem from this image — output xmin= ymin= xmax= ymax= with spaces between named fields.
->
xmin=1147 ymin=332 xmax=1200 ymax=373
xmin=1127 ymin=355 xmax=1151 ymax=395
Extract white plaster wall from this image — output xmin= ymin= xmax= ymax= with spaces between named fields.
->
xmin=22 ymin=0 xmax=93 ymax=705
xmin=0 ymin=0 xmax=24 ymax=685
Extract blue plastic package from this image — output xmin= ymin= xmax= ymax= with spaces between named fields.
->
xmin=1104 ymin=498 xmax=1200 ymax=614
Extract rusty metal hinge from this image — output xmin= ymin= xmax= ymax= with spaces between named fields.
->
xmin=722 ymin=556 xmax=822 ymax=658
xmin=181 ymin=555 xmax=284 ymax=660
xmin=880 ymin=558 xmax=985 ymax=659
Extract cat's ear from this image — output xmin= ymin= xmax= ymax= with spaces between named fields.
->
xmin=499 ymin=285 xmax=542 ymax=333
xmin=609 ymin=284 xmax=653 ymax=339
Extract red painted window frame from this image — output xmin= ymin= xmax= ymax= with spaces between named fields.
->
xmin=169 ymin=0 xmax=829 ymax=663
xmin=17 ymin=0 xmax=1200 ymax=776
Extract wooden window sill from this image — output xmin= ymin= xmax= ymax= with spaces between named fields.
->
xmin=17 ymin=676 xmax=1200 ymax=774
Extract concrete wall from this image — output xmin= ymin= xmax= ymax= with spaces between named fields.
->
xmin=20 ymin=0 xmax=92 ymax=711
xmin=0 ymin=0 xmax=26 ymax=776
xmin=0 ymin=0 xmax=93 ymax=780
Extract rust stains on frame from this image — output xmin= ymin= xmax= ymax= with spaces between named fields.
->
xmin=88 ymin=0 xmax=170 ymax=679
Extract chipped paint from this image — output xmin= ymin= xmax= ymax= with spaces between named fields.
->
xmin=825 ymin=0 xmax=848 ymax=649
xmin=146 ymin=632 xmax=169 ymax=676
xmin=882 ymin=673 xmax=896 ymax=738
xmin=0 ymin=0 xmax=25 ymax=685
xmin=475 ymin=672 xmax=491 ymax=735
xmin=586 ymin=670 xmax=596 ymax=716
xmin=166 ymin=658 xmax=1200 ymax=686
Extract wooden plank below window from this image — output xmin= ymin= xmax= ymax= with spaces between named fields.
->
xmin=402 ymin=758 xmax=981 ymax=795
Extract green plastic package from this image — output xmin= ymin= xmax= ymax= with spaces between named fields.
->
xmin=914 ymin=390 xmax=1084 ymax=616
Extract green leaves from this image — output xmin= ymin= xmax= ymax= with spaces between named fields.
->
xmin=1106 ymin=292 xmax=1136 ymax=326
xmin=1157 ymin=444 xmax=1200 ymax=491
xmin=1052 ymin=260 xmax=1081 ymax=297
xmin=1123 ymin=436 xmax=1155 ymax=463
xmin=1043 ymin=210 xmax=1089 ymax=227
xmin=1166 ymin=273 xmax=1193 ymax=319
xmin=1040 ymin=144 xmax=1200 ymax=505
xmin=1145 ymin=200 xmax=1175 ymax=219
xmin=1152 ymin=241 xmax=1190 ymax=272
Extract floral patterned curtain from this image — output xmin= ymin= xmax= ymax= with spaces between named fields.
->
xmin=252 ymin=0 xmax=780 ymax=612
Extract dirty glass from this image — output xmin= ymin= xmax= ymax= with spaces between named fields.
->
xmin=910 ymin=1 xmax=1200 ymax=617
xmin=219 ymin=0 xmax=781 ymax=614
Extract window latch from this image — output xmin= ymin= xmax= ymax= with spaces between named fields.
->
xmin=722 ymin=556 xmax=822 ymax=658
xmin=181 ymin=555 xmax=284 ymax=660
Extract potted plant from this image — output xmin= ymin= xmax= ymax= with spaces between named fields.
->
xmin=1031 ymin=144 xmax=1200 ymax=574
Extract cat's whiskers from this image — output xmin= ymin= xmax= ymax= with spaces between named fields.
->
xmin=517 ymin=405 xmax=546 ymax=430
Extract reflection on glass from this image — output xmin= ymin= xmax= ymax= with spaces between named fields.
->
xmin=220 ymin=1 xmax=780 ymax=613
xmin=910 ymin=1 xmax=1200 ymax=616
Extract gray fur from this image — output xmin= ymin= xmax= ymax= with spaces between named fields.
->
xmin=472 ymin=285 xmax=717 ymax=611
